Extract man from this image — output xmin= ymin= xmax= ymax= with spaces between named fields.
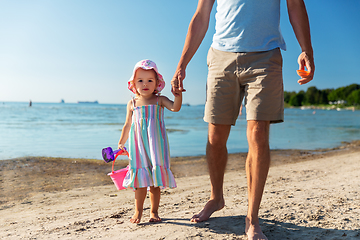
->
xmin=171 ymin=0 xmax=314 ymax=239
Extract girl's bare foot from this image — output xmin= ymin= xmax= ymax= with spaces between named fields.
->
xmin=130 ymin=211 xmax=142 ymax=224
xmin=149 ymin=211 xmax=162 ymax=223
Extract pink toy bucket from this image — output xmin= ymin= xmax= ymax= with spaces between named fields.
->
xmin=108 ymin=165 xmax=129 ymax=190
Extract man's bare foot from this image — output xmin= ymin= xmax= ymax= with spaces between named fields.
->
xmin=149 ymin=212 xmax=162 ymax=223
xmin=190 ymin=198 xmax=225 ymax=222
xmin=130 ymin=211 xmax=142 ymax=224
xmin=245 ymin=217 xmax=268 ymax=240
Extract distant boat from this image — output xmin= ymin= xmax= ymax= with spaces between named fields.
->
xmin=60 ymin=99 xmax=65 ymax=103
xmin=77 ymin=101 xmax=99 ymax=104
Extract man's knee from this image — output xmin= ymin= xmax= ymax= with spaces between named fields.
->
xmin=208 ymin=123 xmax=231 ymax=146
xmin=247 ymin=121 xmax=270 ymax=145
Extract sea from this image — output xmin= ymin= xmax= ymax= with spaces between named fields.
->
xmin=1 ymin=102 xmax=359 ymax=160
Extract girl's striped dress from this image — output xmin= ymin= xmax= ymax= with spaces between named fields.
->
xmin=123 ymin=99 xmax=177 ymax=189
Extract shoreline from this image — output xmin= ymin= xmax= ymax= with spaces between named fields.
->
xmin=285 ymin=104 xmax=359 ymax=111
xmin=1 ymin=140 xmax=360 ymax=239
xmin=1 ymin=140 xmax=359 ymax=204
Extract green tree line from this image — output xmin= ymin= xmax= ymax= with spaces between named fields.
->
xmin=284 ymin=84 xmax=360 ymax=107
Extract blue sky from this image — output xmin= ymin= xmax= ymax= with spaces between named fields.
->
xmin=1 ymin=0 xmax=359 ymax=105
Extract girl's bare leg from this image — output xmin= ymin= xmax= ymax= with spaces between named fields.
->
xmin=131 ymin=187 xmax=147 ymax=223
xmin=149 ymin=186 xmax=161 ymax=222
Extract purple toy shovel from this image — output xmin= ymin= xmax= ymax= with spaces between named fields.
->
xmin=102 ymin=147 xmax=129 ymax=163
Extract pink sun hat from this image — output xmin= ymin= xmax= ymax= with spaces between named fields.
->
xmin=128 ymin=59 xmax=165 ymax=94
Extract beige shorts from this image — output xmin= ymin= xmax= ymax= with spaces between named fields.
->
xmin=204 ymin=47 xmax=284 ymax=125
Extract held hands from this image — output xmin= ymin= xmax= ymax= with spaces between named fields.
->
xmin=171 ymin=68 xmax=186 ymax=96
xmin=297 ymin=51 xmax=315 ymax=85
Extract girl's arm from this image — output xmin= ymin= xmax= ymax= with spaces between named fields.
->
xmin=159 ymin=93 xmax=182 ymax=112
xmin=118 ymin=100 xmax=133 ymax=149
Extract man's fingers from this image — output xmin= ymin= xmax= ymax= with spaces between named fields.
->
xmin=178 ymin=78 xmax=183 ymax=91
xmin=298 ymin=75 xmax=313 ymax=85
xmin=171 ymin=77 xmax=178 ymax=91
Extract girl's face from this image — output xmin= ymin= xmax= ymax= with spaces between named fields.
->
xmin=134 ymin=68 xmax=158 ymax=96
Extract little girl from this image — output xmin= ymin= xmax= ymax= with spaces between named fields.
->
xmin=118 ymin=59 xmax=182 ymax=223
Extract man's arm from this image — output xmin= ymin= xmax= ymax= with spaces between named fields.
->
xmin=287 ymin=0 xmax=315 ymax=85
xmin=172 ymin=0 xmax=215 ymax=93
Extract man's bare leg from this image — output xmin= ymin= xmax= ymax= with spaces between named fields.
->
xmin=245 ymin=120 xmax=270 ymax=240
xmin=191 ymin=123 xmax=231 ymax=222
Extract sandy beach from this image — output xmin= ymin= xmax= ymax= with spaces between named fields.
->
xmin=1 ymin=141 xmax=360 ymax=240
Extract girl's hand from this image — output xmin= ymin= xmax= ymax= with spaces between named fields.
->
xmin=118 ymin=143 xmax=125 ymax=150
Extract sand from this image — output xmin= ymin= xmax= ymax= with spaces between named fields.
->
xmin=1 ymin=141 xmax=360 ymax=239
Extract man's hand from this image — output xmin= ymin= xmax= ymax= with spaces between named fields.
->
xmin=171 ymin=68 xmax=186 ymax=96
xmin=297 ymin=51 xmax=314 ymax=85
